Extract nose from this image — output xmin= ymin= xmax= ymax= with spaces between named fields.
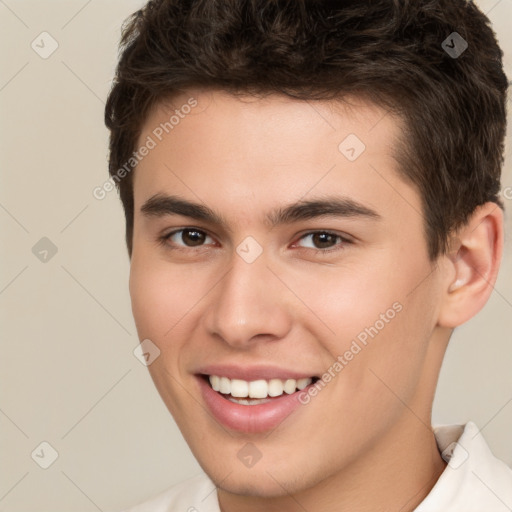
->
xmin=203 ymin=248 xmax=293 ymax=349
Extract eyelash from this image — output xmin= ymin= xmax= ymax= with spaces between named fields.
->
xmin=157 ymin=228 xmax=352 ymax=255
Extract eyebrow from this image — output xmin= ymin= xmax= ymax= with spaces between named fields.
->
xmin=140 ymin=193 xmax=381 ymax=230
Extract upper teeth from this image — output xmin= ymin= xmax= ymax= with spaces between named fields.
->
xmin=208 ymin=375 xmax=313 ymax=398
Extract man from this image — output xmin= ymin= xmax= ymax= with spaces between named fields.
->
xmin=104 ymin=0 xmax=512 ymax=510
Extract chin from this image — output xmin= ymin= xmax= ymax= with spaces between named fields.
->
xmin=216 ymin=477 xmax=296 ymax=499
xmin=206 ymin=462 xmax=318 ymax=499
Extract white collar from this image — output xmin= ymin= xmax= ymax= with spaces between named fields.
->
xmin=414 ymin=420 xmax=512 ymax=511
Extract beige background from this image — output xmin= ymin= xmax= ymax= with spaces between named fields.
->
xmin=1 ymin=1 xmax=511 ymax=511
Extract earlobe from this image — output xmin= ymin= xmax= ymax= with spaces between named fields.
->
xmin=437 ymin=203 xmax=503 ymax=329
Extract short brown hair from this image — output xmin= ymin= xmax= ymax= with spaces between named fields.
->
xmin=104 ymin=0 xmax=508 ymax=259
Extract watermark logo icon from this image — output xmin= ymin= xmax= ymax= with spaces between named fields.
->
xmin=441 ymin=441 xmax=469 ymax=469
xmin=442 ymin=32 xmax=468 ymax=59
xmin=338 ymin=134 xmax=366 ymax=162
xmin=236 ymin=236 xmax=263 ymax=264
xmin=31 ymin=32 xmax=59 ymax=59
xmin=31 ymin=441 xmax=59 ymax=469
xmin=133 ymin=339 xmax=161 ymax=366
xmin=237 ymin=442 xmax=262 ymax=468
xmin=32 ymin=237 xmax=58 ymax=263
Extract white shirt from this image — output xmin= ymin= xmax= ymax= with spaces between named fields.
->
xmin=122 ymin=421 xmax=512 ymax=511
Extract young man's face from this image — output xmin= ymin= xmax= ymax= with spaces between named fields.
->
xmin=129 ymin=90 xmax=448 ymax=496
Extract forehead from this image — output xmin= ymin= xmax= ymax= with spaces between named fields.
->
xmin=139 ymin=89 xmax=401 ymax=158
xmin=132 ymin=89 xmax=418 ymax=227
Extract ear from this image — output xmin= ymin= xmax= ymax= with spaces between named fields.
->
xmin=437 ymin=202 xmax=504 ymax=328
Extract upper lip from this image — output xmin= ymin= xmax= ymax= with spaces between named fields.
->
xmin=195 ymin=364 xmax=319 ymax=382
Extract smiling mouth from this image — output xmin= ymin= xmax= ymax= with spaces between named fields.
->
xmin=200 ymin=374 xmax=320 ymax=405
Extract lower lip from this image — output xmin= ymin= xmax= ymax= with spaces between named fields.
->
xmin=196 ymin=376 xmax=312 ymax=433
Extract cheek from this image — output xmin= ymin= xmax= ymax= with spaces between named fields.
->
xmin=297 ymin=253 xmax=437 ymax=400
xmin=129 ymin=254 xmax=203 ymax=414
xmin=283 ymin=256 xmax=400 ymax=341
xmin=129 ymin=251 xmax=200 ymax=338
xmin=129 ymin=263 xmax=168 ymax=338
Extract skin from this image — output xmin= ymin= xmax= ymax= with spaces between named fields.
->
xmin=128 ymin=89 xmax=503 ymax=512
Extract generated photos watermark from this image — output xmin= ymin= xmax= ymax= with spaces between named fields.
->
xmin=93 ymin=97 xmax=198 ymax=200
xmin=298 ymin=301 xmax=403 ymax=405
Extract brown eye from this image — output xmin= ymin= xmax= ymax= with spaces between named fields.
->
xmin=312 ymin=232 xmax=338 ymax=249
xmin=297 ymin=231 xmax=344 ymax=250
xmin=180 ymin=229 xmax=206 ymax=246
xmin=164 ymin=228 xmax=215 ymax=248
